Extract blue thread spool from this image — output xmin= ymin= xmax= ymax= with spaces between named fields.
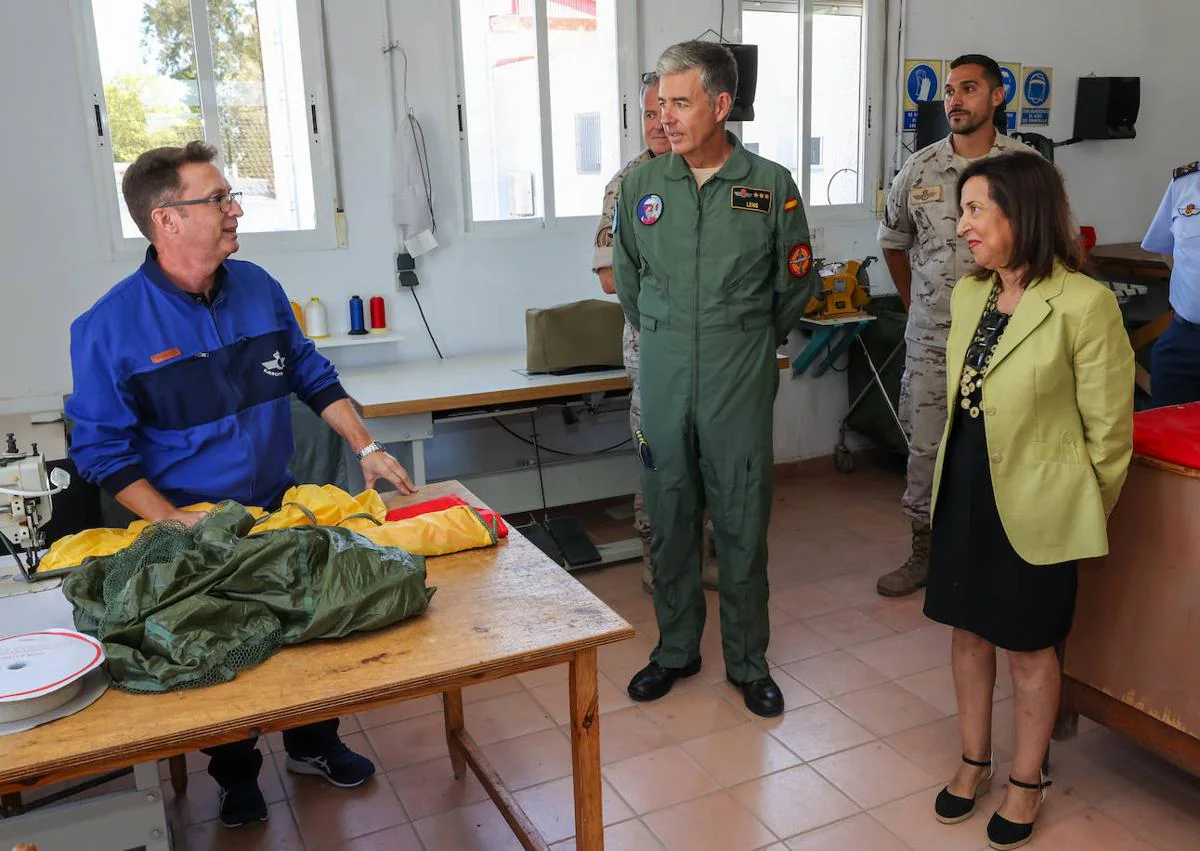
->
xmin=348 ymin=295 xmax=368 ymax=335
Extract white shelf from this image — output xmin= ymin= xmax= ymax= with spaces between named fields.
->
xmin=312 ymin=332 xmax=405 ymax=350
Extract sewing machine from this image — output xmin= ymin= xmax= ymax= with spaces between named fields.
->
xmin=1 ymin=433 xmax=70 ymax=582
xmin=805 ymin=256 xmax=876 ymax=319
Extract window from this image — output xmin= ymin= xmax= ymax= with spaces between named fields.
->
xmin=741 ymin=0 xmax=881 ymax=209
xmin=73 ymin=0 xmax=336 ymax=251
xmin=454 ymin=0 xmax=637 ymax=226
xmin=575 ymin=112 xmax=602 ymax=175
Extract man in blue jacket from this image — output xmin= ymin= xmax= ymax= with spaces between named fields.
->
xmin=66 ymin=141 xmax=416 ymax=828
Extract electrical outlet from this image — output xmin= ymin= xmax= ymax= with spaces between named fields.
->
xmin=810 ymin=226 xmax=825 ymax=257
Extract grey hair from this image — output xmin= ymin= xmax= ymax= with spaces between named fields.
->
xmin=639 ymin=71 xmax=660 ymax=101
xmin=655 ymin=40 xmax=738 ymax=102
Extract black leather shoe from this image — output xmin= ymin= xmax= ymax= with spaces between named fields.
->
xmin=728 ymin=675 xmax=785 ymax=717
xmin=627 ymin=658 xmax=701 ymax=702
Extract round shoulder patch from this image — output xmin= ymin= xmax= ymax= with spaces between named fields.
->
xmin=788 ymin=243 xmax=813 ymax=278
xmin=637 ymin=194 xmax=664 ymax=226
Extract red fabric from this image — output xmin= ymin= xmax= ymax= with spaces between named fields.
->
xmin=385 ymin=497 xmax=509 ymax=537
xmin=1132 ymin=402 xmax=1200 ymax=470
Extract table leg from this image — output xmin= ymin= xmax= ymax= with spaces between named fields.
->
xmin=411 ymin=440 xmax=427 ymax=487
xmin=569 ymin=648 xmax=603 ymax=851
xmin=168 ymin=755 xmax=188 ymax=796
xmin=1 ymin=792 xmax=22 ymax=817
xmin=442 ymin=689 xmax=467 ymax=780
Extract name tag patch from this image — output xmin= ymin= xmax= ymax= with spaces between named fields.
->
xmin=151 ymin=347 xmax=182 ymax=364
xmin=731 ymin=186 xmax=773 ymax=214
xmin=909 ymin=185 xmax=944 ymax=205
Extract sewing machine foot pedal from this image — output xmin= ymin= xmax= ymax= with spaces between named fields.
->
xmin=545 ymin=516 xmax=601 ymax=567
xmin=515 ymin=521 xmax=566 ymax=566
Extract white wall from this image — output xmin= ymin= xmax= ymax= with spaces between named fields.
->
xmin=3 ymin=0 xmax=1192 ymax=469
xmin=0 ymin=0 xmax=861 ymax=468
xmin=890 ymin=0 xmax=1200 ymax=243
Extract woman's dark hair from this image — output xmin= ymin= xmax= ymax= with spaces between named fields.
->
xmin=955 ymin=152 xmax=1087 ymax=287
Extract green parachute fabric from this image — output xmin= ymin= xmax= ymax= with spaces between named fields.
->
xmin=62 ymin=501 xmax=435 ymax=693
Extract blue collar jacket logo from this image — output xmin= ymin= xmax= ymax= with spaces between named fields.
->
xmin=262 ymin=351 xmax=286 ymax=377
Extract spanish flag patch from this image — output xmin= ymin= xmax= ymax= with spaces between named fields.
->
xmin=784 ymin=198 xmax=800 ymax=212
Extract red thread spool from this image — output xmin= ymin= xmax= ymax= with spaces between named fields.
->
xmin=369 ymin=296 xmax=387 ymax=333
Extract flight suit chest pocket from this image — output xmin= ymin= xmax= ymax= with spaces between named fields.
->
xmin=726 ymin=240 xmax=773 ymax=289
xmin=723 ymin=240 xmax=774 ymax=323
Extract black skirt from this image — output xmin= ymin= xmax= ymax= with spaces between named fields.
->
xmin=923 ymin=403 xmax=1078 ymax=652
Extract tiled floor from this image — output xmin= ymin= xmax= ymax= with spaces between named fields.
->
xmin=31 ymin=460 xmax=1200 ymax=850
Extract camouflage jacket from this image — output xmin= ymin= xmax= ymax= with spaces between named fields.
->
xmin=878 ymin=132 xmax=1034 ymax=347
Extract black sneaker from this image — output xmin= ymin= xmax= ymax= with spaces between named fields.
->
xmin=285 ymin=741 xmax=376 ymax=788
xmin=218 ymin=783 xmax=268 ymax=828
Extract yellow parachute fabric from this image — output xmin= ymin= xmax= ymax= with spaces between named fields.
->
xmin=40 ymin=485 xmax=497 ymax=571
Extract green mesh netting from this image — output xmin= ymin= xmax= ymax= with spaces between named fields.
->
xmin=63 ymin=502 xmax=435 ymax=693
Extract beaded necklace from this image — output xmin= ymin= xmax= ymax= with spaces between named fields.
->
xmin=959 ymin=281 xmax=1011 ymax=419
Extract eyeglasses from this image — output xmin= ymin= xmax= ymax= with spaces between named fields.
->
xmin=159 ymin=191 xmax=243 ymax=215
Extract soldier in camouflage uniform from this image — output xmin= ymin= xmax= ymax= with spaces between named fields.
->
xmin=877 ymin=55 xmax=1035 ymax=597
xmin=594 ymin=72 xmax=718 ymax=594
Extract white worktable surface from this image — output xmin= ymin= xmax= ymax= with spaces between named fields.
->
xmin=337 ymin=349 xmax=790 ymax=419
xmin=337 ymin=350 xmax=628 ymax=419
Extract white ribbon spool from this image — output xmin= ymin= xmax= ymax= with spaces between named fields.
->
xmin=0 ymin=630 xmax=105 ymax=725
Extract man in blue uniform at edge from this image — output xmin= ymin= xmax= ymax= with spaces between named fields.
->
xmin=1142 ymin=158 xmax=1200 ymax=406
xmin=65 ymin=141 xmax=418 ymax=829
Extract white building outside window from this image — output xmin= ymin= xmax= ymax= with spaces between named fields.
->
xmin=455 ymin=0 xmax=637 ymax=228
xmin=741 ymin=0 xmax=882 ymax=211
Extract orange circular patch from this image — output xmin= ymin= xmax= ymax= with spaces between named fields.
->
xmin=788 ymin=243 xmax=813 ymax=278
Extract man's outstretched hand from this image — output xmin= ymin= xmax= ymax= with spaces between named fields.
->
xmin=361 ymin=451 xmax=417 ymax=496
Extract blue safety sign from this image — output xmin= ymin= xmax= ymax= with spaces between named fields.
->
xmin=1024 ymin=70 xmax=1050 ymax=106
xmin=1001 ymin=67 xmax=1018 ymax=106
xmin=906 ymin=64 xmax=939 ymax=105
xmin=1020 ymin=67 xmax=1052 ymax=127
xmin=903 ymin=61 xmax=940 ymax=131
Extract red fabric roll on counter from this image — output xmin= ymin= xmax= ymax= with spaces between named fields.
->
xmin=1132 ymin=401 xmax=1200 ymax=469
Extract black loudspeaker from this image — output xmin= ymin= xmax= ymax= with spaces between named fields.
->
xmin=1074 ymin=76 xmax=1140 ymax=140
xmin=914 ymin=101 xmax=949 ymax=151
xmin=727 ymin=43 xmax=758 ymax=122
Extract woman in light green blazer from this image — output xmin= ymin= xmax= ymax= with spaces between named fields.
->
xmin=923 ymin=153 xmax=1134 ymax=850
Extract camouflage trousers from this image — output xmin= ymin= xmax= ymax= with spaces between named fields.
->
xmin=626 ymin=323 xmax=717 ymax=590
xmin=898 ymin=340 xmax=949 ymax=526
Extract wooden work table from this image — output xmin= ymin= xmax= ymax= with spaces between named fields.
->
xmin=1088 ymin=243 xmax=1173 ymax=395
xmin=1057 ymin=455 xmax=1200 ymax=776
xmin=0 ymin=481 xmax=635 ymax=850
xmin=1089 ymin=241 xmax=1171 ymax=281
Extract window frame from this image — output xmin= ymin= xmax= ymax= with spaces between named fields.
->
xmin=70 ymin=0 xmax=340 ymax=260
xmin=737 ymin=0 xmax=885 ymax=223
xmin=450 ymin=0 xmax=640 ymax=234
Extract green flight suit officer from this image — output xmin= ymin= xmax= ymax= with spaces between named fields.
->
xmin=613 ymin=41 xmax=819 ymax=718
